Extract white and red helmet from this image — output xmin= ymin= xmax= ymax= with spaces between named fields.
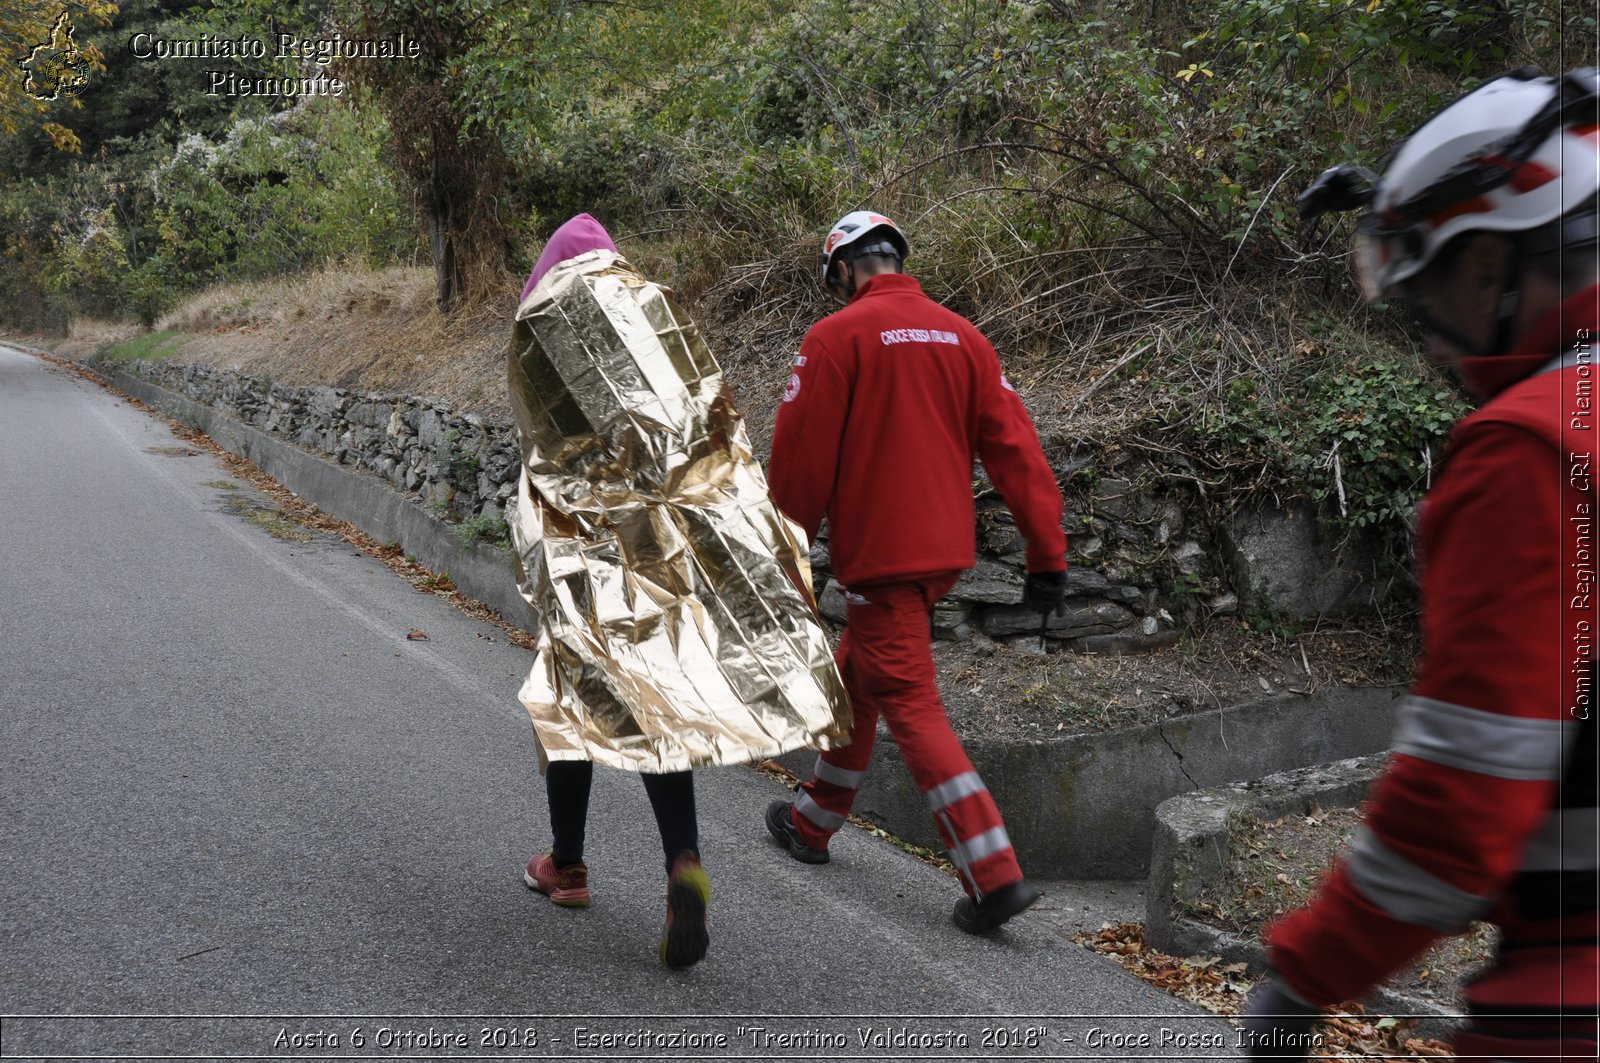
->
xmin=820 ymin=210 xmax=909 ymax=288
xmin=1300 ymin=67 xmax=1599 ymax=301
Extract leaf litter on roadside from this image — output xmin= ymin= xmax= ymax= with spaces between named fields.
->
xmin=1075 ymin=923 xmax=1454 ymax=1058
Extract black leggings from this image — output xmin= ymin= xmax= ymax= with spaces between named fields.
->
xmin=545 ymin=761 xmax=698 ymax=872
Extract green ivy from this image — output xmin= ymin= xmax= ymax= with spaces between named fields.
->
xmin=1199 ymin=356 xmax=1470 ymax=564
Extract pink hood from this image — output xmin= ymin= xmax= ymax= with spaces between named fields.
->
xmin=519 ymin=213 xmax=619 ymax=302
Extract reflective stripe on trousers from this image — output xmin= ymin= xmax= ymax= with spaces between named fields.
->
xmin=791 ymin=574 xmax=1024 ymax=896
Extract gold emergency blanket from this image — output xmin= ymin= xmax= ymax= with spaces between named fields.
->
xmin=507 ymin=249 xmax=851 ymax=772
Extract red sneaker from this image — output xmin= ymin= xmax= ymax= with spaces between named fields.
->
xmin=658 ymin=852 xmax=710 ymax=969
xmin=524 ymin=853 xmax=590 ymax=907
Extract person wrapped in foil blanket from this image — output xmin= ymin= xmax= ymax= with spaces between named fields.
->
xmin=507 ymin=218 xmax=850 ymax=773
xmin=507 ymin=214 xmax=851 ymax=969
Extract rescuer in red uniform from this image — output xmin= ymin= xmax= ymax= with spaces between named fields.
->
xmin=762 ymin=210 xmax=1070 ymax=933
xmin=1242 ymin=67 xmax=1599 ymax=1060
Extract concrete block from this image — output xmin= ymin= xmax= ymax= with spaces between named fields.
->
xmin=1224 ymin=506 xmax=1381 ymax=618
xmin=1141 ymin=753 xmax=1463 ymax=1038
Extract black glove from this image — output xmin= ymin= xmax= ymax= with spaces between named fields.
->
xmin=1022 ymin=569 xmax=1068 ymax=617
xmin=1238 ymin=979 xmax=1322 ymax=1060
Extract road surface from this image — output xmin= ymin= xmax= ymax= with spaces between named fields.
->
xmin=0 ymin=344 xmax=1236 ymax=1060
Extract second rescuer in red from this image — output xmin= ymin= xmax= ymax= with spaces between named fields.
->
xmin=763 ymin=210 xmax=1070 ymax=933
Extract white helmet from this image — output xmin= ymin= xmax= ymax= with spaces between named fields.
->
xmin=820 ymin=210 xmax=909 ymax=291
xmin=1299 ymin=67 xmax=1599 ymax=302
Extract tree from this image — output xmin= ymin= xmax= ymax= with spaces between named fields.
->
xmin=333 ymin=0 xmax=514 ymax=313
xmin=333 ymin=0 xmax=757 ymax=313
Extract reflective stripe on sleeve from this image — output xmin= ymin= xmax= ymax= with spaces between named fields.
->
xmin=794 ymin=791 xmax=845 ymax=832
xmin=1521 ymin=806 xmax=1600 ymax=871
xmin=950 ymin=825 xmax=1013 ymax=867
xmin=926 ymin=771 xmax=986 ymax=812
xmin=812 ymin=757 xmax=865 ymax=790
xmin=1393 ymin=696 xmax=1572 ymax=781
xmin=1346 ymin=826 xmax=1495 ymax=933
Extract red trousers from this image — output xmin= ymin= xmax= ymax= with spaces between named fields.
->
xmin=792 ymin=574 xmax=1025 ymax=897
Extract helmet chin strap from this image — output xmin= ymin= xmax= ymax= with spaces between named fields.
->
xmin=1488 ymin=262 xmax=1525 ymax=358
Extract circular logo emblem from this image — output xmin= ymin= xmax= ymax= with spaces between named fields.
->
xmin=782 ymin=373 xmax=802 ymax=403
xmin=48 ymin=53 xmax=90 ymax=98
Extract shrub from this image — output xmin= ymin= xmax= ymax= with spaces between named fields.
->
xmin=0 ymin=98 xmax=412 ymax=327
xmin=457 ymin=513 xmax=511 ymax=548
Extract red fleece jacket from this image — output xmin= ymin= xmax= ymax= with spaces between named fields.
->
xmin=768 ymin=273 xmax=1066 ymax=587
xmin=1266 ymin=286 xmax=1600 ymax=1024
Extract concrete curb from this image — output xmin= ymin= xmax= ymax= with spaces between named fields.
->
xmin=779 ymin=684 xmax=1403 ymax=879
xmin=1146 ymin=756 xmax=1461 ymax=1037
xmin=97 ymin=364 xmax=536 ymax=630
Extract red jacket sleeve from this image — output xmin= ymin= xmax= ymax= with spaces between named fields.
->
xmin=972 ymin=336 xmax=1067 ymax=573
xmin=1267 ymin=423 xmax=1569 ymax=1006
xmin=768 ymin=332 xmax=851 ymax=544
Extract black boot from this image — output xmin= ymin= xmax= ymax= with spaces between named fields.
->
xmin=765 ymin=800 xmax=830 ymax=864
xmin=952 ymin=879 xmax=1040 ymax=934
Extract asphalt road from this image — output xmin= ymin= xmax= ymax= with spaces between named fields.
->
xmin=0 ymin=344 xmax=1238 ymax=1060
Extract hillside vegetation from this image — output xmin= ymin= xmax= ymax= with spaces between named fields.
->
xmin=5 ymin=0 xmax=1592 ymax=582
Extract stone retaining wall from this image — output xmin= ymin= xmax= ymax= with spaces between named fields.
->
xmin=124 ymin=362 xmax=524 ymax=525
xmin=112 ymin=359 xmax=1374 ymax=645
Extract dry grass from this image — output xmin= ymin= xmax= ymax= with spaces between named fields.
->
xmin=63 ymin=263 xmax=519 ymax=420
xmin=60 ymin=316 xmax=143 ymax=353
xmin=660 ymin=147 xmax=1412 ymax=480
xmin=63 ymin=236 xmax=820 ymax=430
xmin=49 ymin=205 xmax=1409 ymax=500
xmin=68 ymin=237 xmax=823 ymax=444
xmin=937 ymin=616 xmax=1416 ymax=742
